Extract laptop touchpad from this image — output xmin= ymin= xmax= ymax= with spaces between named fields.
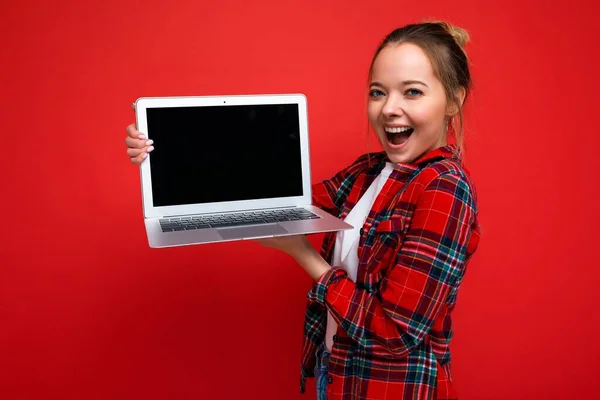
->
xmin=217 ymin=224 xmax=288 ymax=240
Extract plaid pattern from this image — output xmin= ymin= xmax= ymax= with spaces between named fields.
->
xmin=300 ymin=145 xmax=480 ymax=400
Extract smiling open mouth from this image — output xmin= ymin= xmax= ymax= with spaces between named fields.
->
xmin=385 ymin=126 xmax=414 ymax=146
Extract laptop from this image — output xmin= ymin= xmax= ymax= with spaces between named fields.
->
xmin=134 ymin=94 xmax=353 ymax=248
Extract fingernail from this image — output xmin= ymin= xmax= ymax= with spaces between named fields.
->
xmin=146 ymin=140 xmax=154 ymax=146
xmin=138 ymin=134 xmax=146 ymax=140
xmin=147 ymin=146 xmax=154 ymax=152
xmin=142 ymin=153 xmax=148 ymax=159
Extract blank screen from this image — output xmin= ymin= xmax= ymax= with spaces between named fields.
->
xmin=146 ymin=103 xmax=304 ymax=207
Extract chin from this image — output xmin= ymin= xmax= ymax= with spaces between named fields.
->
xmin=385 ymin=152 xmax=414 ymax=164
xmin=382 ymin=142 xmax=417 ymax=164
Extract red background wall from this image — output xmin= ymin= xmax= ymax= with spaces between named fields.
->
xmin=1 ymin=0 xmax=599 ymax=399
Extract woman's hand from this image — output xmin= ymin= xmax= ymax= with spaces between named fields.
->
xmin=256 ymin=235 xmax=312 ymax=257
xmin=125 ymin=103 xmax=154 ymax=165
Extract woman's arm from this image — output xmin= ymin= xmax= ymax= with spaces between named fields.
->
xmin=306 ymin=172 xmax=480 ymax=358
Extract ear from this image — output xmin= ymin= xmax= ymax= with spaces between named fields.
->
xmin=446 ymin=87 xmax=466 ymax=117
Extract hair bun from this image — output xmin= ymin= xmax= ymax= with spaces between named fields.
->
xmin=447 ymin=24 xmax=470 ymax=49
xmin=426 ymin=20 xmax=470 ymax=50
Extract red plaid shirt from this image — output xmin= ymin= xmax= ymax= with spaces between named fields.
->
xmin=300 ymin=145 xmax=480 ymax=399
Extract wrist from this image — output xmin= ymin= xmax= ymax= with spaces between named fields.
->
xmin=294 ymin=246 xmax=330 ymax=280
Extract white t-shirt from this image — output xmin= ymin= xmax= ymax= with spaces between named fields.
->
xmin=325 ymin=162 xmax=395 ymax=351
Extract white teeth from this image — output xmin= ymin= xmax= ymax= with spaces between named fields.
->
xmin=384 ymin=126 xmax=412 ymax=133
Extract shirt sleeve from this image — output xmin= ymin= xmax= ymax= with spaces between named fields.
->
xmin=311 ymin=153 xmax=373 ymax=215
xmin=308 ymin=172 xmax=480 ymax=358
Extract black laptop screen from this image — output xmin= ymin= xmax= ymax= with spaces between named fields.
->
xmin=146 ymin=104 xmax=304 ymax=207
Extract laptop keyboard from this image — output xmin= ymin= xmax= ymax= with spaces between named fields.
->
xmin=159 ymin=208 xmax=321 ymax=232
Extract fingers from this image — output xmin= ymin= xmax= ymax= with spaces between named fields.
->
xmin=126 ymin=140 xmax=154 ymax=164
xmin=130 ymin=150 xmax=150 ymax=165
xmin=126 ymin=123 xmax=145 ymax=139
xmin=125 ymin=135 xmax=153 ymax=149
xmin=126 ymin=120 xmax=154 ymax=165
xmin=127 ymin=146 xmax=150 ymax=158
xmin=128 ymin=146 xmax=153 ymax=164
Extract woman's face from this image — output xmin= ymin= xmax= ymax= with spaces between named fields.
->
xmin=368 ymin=42 xmax=452 ymax=164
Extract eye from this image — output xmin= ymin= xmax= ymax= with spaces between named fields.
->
xmin=405 ymin=88 xmax=423 ymax=97
xmin=369 ymin=89 xmax=385 ymax=98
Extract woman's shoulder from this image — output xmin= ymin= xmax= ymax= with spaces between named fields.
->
xmin=411 ymin=158 xmax=479 ymax=207
xmin=420 ymin=158 xmax=469 ymax=181
xmin=410 ymin=145 xmax=475 ymax=185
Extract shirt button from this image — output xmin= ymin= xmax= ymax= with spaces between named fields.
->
xmin=328 ymin=375 xmax=333 ymax=384
xmin=359 ymin=228 xmax=364 ymax=235
xmin=333 ymin=335 xmax=338 ymax=342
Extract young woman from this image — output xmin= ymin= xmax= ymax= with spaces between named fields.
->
xmin=125 ymin=21 xmax=480 ymax=400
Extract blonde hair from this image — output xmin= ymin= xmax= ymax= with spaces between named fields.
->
xmin=430 ymin=20 xmax=470 ymax=50
xmin=367 ymin=20 xmax=472 ymax=159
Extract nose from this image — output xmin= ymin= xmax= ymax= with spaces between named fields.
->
xmin=382 ymin=94 xmax=404 ymax=118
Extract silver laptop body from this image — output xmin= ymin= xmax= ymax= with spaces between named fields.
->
xmin=135 ymin=94 xmax=353 ymax=248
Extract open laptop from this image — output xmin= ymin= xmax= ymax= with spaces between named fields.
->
xmin=135 ymin=94 xmax=353 ymax=248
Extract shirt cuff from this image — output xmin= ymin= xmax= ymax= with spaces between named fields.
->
xmin=308 ymin=267 xmax=347 ymax=305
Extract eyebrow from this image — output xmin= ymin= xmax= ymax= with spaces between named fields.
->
xmin=370 ymin=80 xmax=429 ymax=88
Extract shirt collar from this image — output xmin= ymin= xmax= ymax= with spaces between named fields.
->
xmin=412 ymin=144 xmax=458 ymax=166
